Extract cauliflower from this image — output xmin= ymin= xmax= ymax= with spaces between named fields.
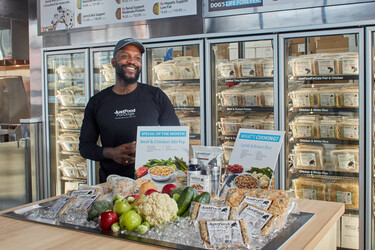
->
xmin=137 ymin=192 xmax=178 ymax=227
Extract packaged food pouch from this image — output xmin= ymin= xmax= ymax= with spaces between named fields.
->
xmin=290 ymin=56 xmax=315 ymax=76
xmin=217 ymin=60 xmax=239 ymax=78
xmin=154 ymin=62 xmax=179 ymax=80
xmin=331 ymin=145 xmax=359 ymax=173
xmin=339 ymin=119 xmax=359 ymax=140
xmin=314 ymin=56 xmax=338 ymax=75
xmin=339 ymin=86 xmax=359 ymax=108
xmin=112 ymin=176 xmax=137 ymax=197
xmin=338 ymin=53 xmax=359 ymax=75
xmin=198 ymin=219 xmax=250 ymax=248
xmin=317 ymin=88 xmax=340 ymax=108
xmin=318 ymin=119 xmax=339 ymax=139
xmin=293 ymin=144 xmax=324 ymax=170
xmin=328 ymin=180 xmax=359 ymax=210
xmin=290 ymin=89 xmax=316 ymax=108
xmin=190 ymin=202 xmax=239 ymax=221
xmin=292 ymin=177 xmax=326 ymax=201
xmin=291 ymin=119 xmax=317 ymax=138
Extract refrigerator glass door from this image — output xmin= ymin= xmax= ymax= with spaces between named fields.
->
xmin=283 ymin=32 xmax=361 ymax=249
xmin=45 ymin=50 xmax=88 ymax=195
xmin=145 ymin=41 xmax=204 ymax=147
xmin=208 ymin=37 xmax=277 ymax=177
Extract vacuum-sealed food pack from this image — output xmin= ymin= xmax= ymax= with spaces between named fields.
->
xmin=316 ymin=87 xmax=340 ymax=108
xmin=291 ymin=115 xmax=319 ymax=138
xmin=318 ymin=118 xmax=339 ymax=139
xmin=112 ymin=176 xmax=137 ymax=197
xmin=58 ymin=133 xmax=80 ymax=152
xmin=198 ymin=219 xmax=250 ymax=248
xmin=217 ymin=60 xmax=239 ymax=78
xmin=261 ymin=58 xmax=274 ymax=77
xmin=290 ymin=56 xmax=315 ymax=76
xmin=104 ymin=174 xmax=121 ymax=193
xmin=190 ymin=202 xmax=239 ymax=221
xmin=328 ymin=180 xmax=359 ymax=210
xmin=293 ymin=177 xmax=326 ymax=201
xmin=290 ymin=89 xmax=316 ymax=108
xmin=339 ymin=86 xmax=359 ymax=108
xmin=338 ymin=53 xmax=359 ymax=75
xmin=225 ymin=189 xmax=294 ymax=216
xmin=218 ymin=89 xmax=243 ymax=107
xmin=331 ymin=145 xmax=359 ymax=173
xmin=293 ymin=144 xmax=324 ymax=170
xmin=154 ymin=62 xmax=179 ymax=80
xmin=314 ymin=55 xmax=338 ymax=75
xmin=238 ymin=58 xmax=261 ymax=77
xmin=339 ymin=119 xmax=359 ymax=140
xmin=48 ymin=195 xmax=76 ymax=217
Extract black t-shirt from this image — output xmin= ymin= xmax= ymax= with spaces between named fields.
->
xmin=79 ymin=83 xmax=180 ymax=180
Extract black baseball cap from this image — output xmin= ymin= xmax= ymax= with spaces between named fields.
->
xmin=113 ymin=38 xmax=145 ymax=58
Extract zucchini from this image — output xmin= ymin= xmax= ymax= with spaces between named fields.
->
xmin=177 ymin=187 xmax=195 ymax=216
xmin=193 ymin=192 xmax=211 ymax=204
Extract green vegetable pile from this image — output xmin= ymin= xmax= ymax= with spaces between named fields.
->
xmin=87 ymin=200 xmax=113 ymax=222
xmin=143 ymin=157 xmax=187 ymax=172
xmin=246 ymin=167 xmax=273 ymax=179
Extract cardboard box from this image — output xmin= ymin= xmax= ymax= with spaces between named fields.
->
xmin=341 ymin=214 xmax=359 ymax=249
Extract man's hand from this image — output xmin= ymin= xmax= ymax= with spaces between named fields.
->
xmin=103 ymin=141 xmax=136 ymax=165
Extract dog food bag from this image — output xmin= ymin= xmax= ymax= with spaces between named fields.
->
xmin=338 ymin=53 xmax=359 ymax=75
xmin=328 ymin=180 xmax=359 ymax=210
xmin=290 ymin=88 xmax=316 ymax=108
xmin=331 ymin=145 xmax=359 ymax=173
xmin=293 ymin=177 xmax=326 ymax=201
xmin=290 ymin=56 xmax=315 ymax=76
xmin=294 ymin=144 xmax=324 ymax=170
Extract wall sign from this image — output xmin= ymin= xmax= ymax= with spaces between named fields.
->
xmin=40 ymin=0 xmax=197 ymax=33
xmin=208 ymin=0 xmax=263 ymax=12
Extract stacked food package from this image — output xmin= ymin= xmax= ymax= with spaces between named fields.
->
xmin=150 ymin=48 xmax=202 ymax=146
xmin=286 ymin=35 xmax=360 ymax=218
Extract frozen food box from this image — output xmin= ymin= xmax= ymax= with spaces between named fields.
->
xmin=290 ymin=89 xmax=316 ymax=108
xmin=339 ymin=86 xmax=359 ymax=108
xmin=290 ymin=56 xmax=315 ymax=76
xmin=328 ymin=180 xmax=359 ymax=210
xmin=294 ymin=144 xmax=324 ymax=170
xmin=293 ymin=177 xmax=326 ymax=201
xmin=338 ymin=53 xmax=359 ymax=75
xmin=331 ymin=145 xmax=359 ymax=173
xmin=217 ymin=60 xmax=239 ymax=78
xmin=339 ymin=119 xmax=359 ymax=140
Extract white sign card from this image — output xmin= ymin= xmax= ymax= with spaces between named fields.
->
xmin=228 ymin=128 xmax=285 ymax=171
xmin=40 ymin=0 xmax=197 ymax=33
xmin=135 ymin=126 xmax=189 ymax=188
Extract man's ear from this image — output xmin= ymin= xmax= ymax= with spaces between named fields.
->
xmin=111 ymin=58 xmax=116 ymax=67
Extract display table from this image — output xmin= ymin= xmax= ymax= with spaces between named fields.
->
xmin=0 ymin=198 xmax=344 ymax=250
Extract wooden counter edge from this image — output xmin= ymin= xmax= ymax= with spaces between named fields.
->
xmin=280 ymin=199 xmax=345 ymax=250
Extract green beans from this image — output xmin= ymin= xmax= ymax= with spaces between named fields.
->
xmin=142 ymin=157 xmax=188 ymax=172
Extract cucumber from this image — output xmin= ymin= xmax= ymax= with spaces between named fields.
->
xmin=193 ymin=192 xmax=211 ymax=204
xmin=181 ymin=207 xmax=190 ymax=217
xmin=177 ymin=187 xmax=195 ymax=216
xmin=171 ymin=186 xmax=199 ymax=199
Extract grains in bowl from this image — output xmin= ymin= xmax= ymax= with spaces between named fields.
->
xmin=234 ymin=174 xmax=258 ymax=189
xmin=149 ymin=166 xmax=174 ymax=176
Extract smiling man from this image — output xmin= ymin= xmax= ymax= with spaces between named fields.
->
xmin=79 ymin=38 xmax=180 ymax=182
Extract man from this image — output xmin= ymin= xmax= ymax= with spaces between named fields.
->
xmin=79 ymin=38 xmax=180 ymax=183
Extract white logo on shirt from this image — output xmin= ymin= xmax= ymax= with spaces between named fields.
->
xmin=114 ymin=108 xmax=136 ymax=119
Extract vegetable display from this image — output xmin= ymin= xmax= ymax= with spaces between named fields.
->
xmin=98 ymin=211 xmax=118 ymax=230
xmin=246 ymin=167 xmax=273 ymax=179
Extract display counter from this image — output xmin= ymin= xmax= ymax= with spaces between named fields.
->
xmin=0 ymin=197 xmax=344 ymax=250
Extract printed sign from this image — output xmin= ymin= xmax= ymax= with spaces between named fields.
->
xmin=135 ymin=126 xmax=189 ymax=188
xmin=229 ymin=128 xmax=285 ymax=172
xmin=40 ymin=0 xmax=197 ymax=33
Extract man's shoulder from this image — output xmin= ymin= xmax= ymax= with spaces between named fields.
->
xmin=91 ymin=86 xmax=113 ymax=99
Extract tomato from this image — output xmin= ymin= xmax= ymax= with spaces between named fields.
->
xmin=98 ymin=211 xmax=118 ymax=230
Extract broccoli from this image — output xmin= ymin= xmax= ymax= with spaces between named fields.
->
xmin=87 ymin=200 xmax=113 ymax=222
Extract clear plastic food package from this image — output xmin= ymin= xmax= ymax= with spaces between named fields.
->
xmin=331 ymin=145 xmax=359 ymax=173
xmin=293 ymin=177 xmax=326 ymax=201
xmin=328 ymin=180 xmax=359 ymax=210
xmin=112 ymin=176 xmax=137 ymax=197
xmin=294 ymin=144 xmax=324 ymax=170
xmin=290 ymin=89 xmax=316 ymax=108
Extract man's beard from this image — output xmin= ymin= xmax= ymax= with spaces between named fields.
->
xmin=115 ymin=63 xmax=141 ymax=84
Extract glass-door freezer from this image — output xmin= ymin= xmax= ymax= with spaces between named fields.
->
xmin=144 ymin=40 xmax=205 ymax=147
xmin=280 ymin=29 xmax=364 ymax=249
xmin=43 ymin=49 xmax=90 ymax=196
xmin=206 ymin=36 xmax=278 ymax=179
